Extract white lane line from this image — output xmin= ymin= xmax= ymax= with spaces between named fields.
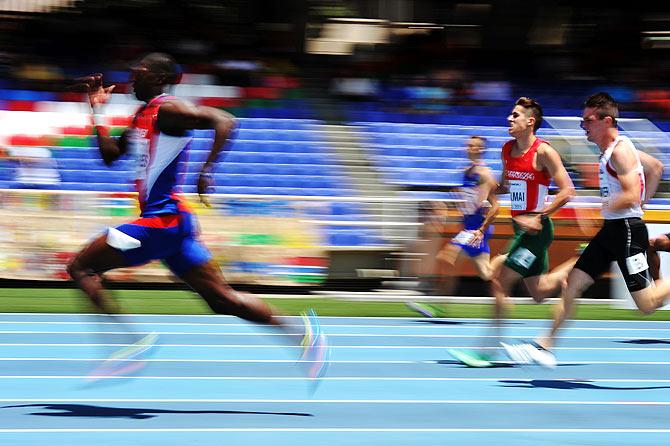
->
xmin=4 ymin=312 xmax=670 ymax=324
xmin=3 ymin=357 xmax=670 ymax=365
xmin=2 ymin=376 xmax=670 ymax=383
xmin=0 ymin=398 xmax=669 ymax=405
xmin=0 ymin=428 xmax=669 ymax=433
xmin=2 ymin=398 xmax=670 ymax=407
xmin=0 ymin=330 xmax=664 ymax=340
xmin=3 ymin=375 xmax=670 ymax=383
xmin=0 ymin=358 xmax=417 ymax=363
xmin=1 ymin=321 xmax=670 ymax=331
xmin=0 ymin=343 xmax=668 ymax=350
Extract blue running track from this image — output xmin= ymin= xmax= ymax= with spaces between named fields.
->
xmin=1 ymin=313 xmax=670 ymax=445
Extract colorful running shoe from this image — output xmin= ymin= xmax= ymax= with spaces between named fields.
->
xmin=87 ymin=332 xmax=158 ymax=381
xmin=447 ymin=348 xmax=494 ymax=368
xmin=300 ymin=309 xmax=330 ymax=379
xmin=576 ymin=242 xmax=589 ymax=256
xmin=406 ymin=302 xmax=447 ymax=318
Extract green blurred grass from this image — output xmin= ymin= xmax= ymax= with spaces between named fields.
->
xmin=0 ymin=288 xmax=669 ymax=320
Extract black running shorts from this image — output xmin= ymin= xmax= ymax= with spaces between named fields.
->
xmin=575 ymin=217 xmax=652 ymax=292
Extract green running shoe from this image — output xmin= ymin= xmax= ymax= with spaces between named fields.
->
xmin=406 ymin=302 xmax=447 ymax=318
xmin=447 ymin=348 xmax=493 ymax=368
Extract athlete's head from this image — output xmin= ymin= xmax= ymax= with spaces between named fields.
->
xmin=130 ymin=52 xmax=182 ymax=102
xmin=508 ymin=97 xmax=543 ymax=136
xmin=466 ymin=135 xmax=486 ymax=160
xmin=581 ymin=92 xmax=619 ymax=145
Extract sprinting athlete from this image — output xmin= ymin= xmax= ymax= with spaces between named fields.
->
xmin=504 ymin=92 xmax=669 ymax=367
xmin=67 ymin=53 xmax=328 ymax=379
xmin=407 ymin=136 xmax=502 ymax=317
xmin=448 ymin=97 xmax=576 ymax=367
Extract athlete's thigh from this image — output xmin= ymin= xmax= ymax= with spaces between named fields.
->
xmin=497 ymin=262 xmax=524 ymax=294
xmin=574 ymin=226 xmax=612 ymax=281
xmin=471 ymin=253 xmax=491 ymax=279
xmin=163 ymin=236 xmax=212 ymax=278
xmin=437 ymin=242 xmax=464 ymax=266
xmin=71 ymin=233 xmax=130 ymax=274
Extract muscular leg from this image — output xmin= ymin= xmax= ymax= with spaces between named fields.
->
xmin=486 ymin=265 xmax=523 ymax=350
xmin=471 ymin=253 xmax=492 ymax=281
xmin=537 ymin=268 xmax=594 ymax=350
xmin=178 ymin=259 xmax=327 ymax=378
xmin=523 ymin=256 xmax=578 ymax=303
xmin=630 ymin=279 xmax=670 ymax=315
xmin=492 ymin=265 xmax=522 ymax=320
xmin=178 ymin=260 xmax=282 ymax=325
xmin=435 ymin=243 xmax=464 ymax=295
xmin=648 ymin=234 xmax=670 ymax=281
xmin=489 ymin=253 xmax=508 ymax=280
xmin=67 ymin=234 xmax=130 ymax=314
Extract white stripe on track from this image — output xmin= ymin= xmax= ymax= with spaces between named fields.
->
xmin=4 ymin=312 xmax=670 ymax=324
xmin=2 ymin=357 xmax=670 ymax=365
xmin=0 ymin=398 xmax=667 ymax=405
xmin=2 ymin=321 xmax=670 ymax=331
xmin=0 ymin=330 xmax=662 ymax=340
xmin=3 ymin=375 xmax=670 ymax=383
xmin=0 ymin=343 xmax=668 ymax=350
xmin=0 ymin=428 xmax=669 ymax=433
xmin=3 ymin=376 xmax=670 ymax=383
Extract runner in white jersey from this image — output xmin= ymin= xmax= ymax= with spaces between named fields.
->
xmin=503 ymin=92 xmax=670 ymax=367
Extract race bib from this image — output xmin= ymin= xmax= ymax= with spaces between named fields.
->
xmin=599 ymin=166 xmax=610 ymax=207
xmin=129 ymin=130 xmax=149 ymax=181
xmin=509 ymin=180 xmax=527 ymax=211
xmin=453 ymin=230 xmax=475 ymax=246
xmin=509 ymin=247 xmax=536 ymax=269
xmin=625 ymin=253 xmax=648 ymax=275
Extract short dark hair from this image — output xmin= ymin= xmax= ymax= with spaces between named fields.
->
xmin=137 ymin=52 xmax=182 ymax=84
xmin=468 ymin=135 xmax=487 ymax=148
xmin=515 ymin=97 xmax=543 ymax=132
xmin=583 ymin=92 xmax=618 ymax=126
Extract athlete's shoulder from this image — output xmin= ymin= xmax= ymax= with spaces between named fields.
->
xmin=472 ymin=164 xmax=493 ymax=178
xmin=501 ymin=139 xmax=515 ymax=158
xmin=502 ymin=139 xmax=515 ymax=150
xmin=613 ymin=136 xmax=636 ymax=153
xmin=536 ymin=139 xmax=555 ymax=153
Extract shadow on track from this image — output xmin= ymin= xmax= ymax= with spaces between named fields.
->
xmin=2 ymin=403 xmax=312 ymax=419
xmin=499 ymin=379 xmax=670 ymax=391
xmin=616 ymin=339 xmax=670 ymax=345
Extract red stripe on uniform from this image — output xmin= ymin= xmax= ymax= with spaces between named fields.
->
xmin=606 ymin=161 xmax=618 ymax=178
xmin=129 ymin=215 xmax=179 ymax=228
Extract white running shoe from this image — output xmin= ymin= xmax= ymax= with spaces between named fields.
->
xmin=501 ymin=341 xmax=556 ymax=368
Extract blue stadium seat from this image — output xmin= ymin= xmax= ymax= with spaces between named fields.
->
xmin=190 ymin=138 xmax=212 ymax=151
xmin=192 ymin=129 xmax=215 ymax=138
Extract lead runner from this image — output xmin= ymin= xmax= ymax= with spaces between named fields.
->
xmin=67 ymin=53 xmax=329 ymax=380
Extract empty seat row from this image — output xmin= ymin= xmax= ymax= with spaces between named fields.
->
xmin=192 ymin=139 xmax=324 ymax=153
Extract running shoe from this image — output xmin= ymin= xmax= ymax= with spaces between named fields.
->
xmin=300 ymin=309 xmax=330 ymax=379
xmin=446 ymin=348 xmax=493 ymax=368
xmin=501 ymin=340 xmax=556 ymax=368
xmin=87 ymin=332 xmax=158 ymax=381
xmin=406 ymin=302 xmax=447 ymax=318
xmin=576 ymin=242 xmax=589 ymax=256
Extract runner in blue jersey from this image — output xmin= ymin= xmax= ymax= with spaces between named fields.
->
xmin=67 ymin=53 xmax=328 ymax=380
xmin=408 ymin=136 xmax=504 ymax=317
